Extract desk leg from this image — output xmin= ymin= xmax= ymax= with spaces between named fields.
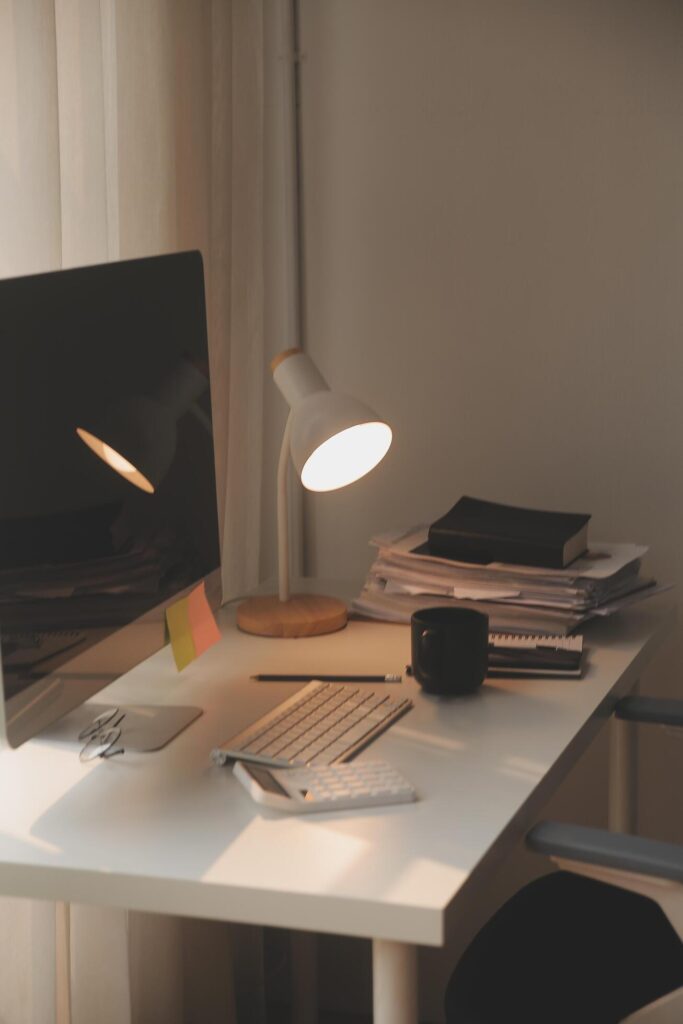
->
xmin=55 ymin=901 xmax=71 ymax=1024
xmin=372 ymin=939 xmax=417 ymax=1024
xmin=609 ymin=681 xmax=639 ymax=834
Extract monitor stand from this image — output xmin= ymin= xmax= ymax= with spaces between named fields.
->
xmin=83 ymin=703 xmax=202 ymax=752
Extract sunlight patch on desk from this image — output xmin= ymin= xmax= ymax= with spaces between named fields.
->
xmin=499 ymin=755 xmax=546 ymax=783
xmin=0 ymin=829 xmax=62 ymax=856
xmin=388 ymin=724 xmax=467 ymax=753
xmin=0 ymin=744 xmax=98 ymax=838
xmin=383 ymin=857 xmax=468 ymax=908
xmin=201 ymin=815 xmax=374 ymax=891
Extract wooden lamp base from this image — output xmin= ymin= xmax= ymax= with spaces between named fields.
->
xmin=236 ymin=594 xmax=348 ymax=638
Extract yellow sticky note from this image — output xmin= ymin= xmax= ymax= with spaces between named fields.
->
xmin=165 ymin=596 xmax=196 ymax=671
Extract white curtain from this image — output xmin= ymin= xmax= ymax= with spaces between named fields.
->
xmin=0 ymin=0 xmax=265 ymax=1020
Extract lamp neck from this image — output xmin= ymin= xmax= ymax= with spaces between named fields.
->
xmin=277 ymin=413 xmax=293 ymax=603
xmin=272 ymin=349 xmax=328 ymax=408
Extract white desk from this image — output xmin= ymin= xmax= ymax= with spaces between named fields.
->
xmin=0 ymin=598 xmax=674 ymax=1023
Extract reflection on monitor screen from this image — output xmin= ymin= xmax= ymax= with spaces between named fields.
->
xmin=0 ymin=251 xmax=221 ymax=748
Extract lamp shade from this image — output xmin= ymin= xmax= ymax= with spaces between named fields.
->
xmin=272 ymin=349 xmax=392 ymax=493
xmin=289 ymin=391 xmax=392 ymax=492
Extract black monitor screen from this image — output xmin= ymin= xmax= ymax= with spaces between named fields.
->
xmin=0 ymin=251 xmax=221 ymax=746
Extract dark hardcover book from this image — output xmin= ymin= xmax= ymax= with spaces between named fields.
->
xmin=487 ymin=647 xmax=584 ymax=677
xmin=405 ymin=633 xmax=586 ymax=678
xmin=428 ymin=496 xmax=591 ymax=569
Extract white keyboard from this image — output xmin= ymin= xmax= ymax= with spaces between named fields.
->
xmin=211 ymin=681 xmax=413 ymax=768
xmin=233 ymin=759 xmax=417 ymax=813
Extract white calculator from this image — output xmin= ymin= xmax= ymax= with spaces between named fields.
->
xmin=233 ymin=759 xmax=417 ymax=814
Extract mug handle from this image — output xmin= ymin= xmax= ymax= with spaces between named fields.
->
xmin=419 ymin=627 xmax=442 ymax=679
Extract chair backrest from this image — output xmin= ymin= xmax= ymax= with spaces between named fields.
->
xmin=528 ymin=821 xmax=683 ymax=942
xmin=528 ymin=823 xmax=683 ymax=1023
xmin=621 ymin=986 xmax=683 ymax=1024
xmin=550 ymin=856 xmax=683 ymax=943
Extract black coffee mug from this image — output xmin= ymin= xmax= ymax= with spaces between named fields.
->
xmin=411 ymin=607 xmax=489 ymax=696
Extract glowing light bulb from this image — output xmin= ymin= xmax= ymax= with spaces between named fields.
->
xmin=301 ymin=421 xmax=392 ymax=492
xmin=76 ymin=428 xmax=155 ymax=494
xmin=101 ymin=443 xmax=137 ymax=476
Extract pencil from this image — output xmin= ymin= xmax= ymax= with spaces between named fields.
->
xmin=250 ymin=673 xmax=402 ymax=683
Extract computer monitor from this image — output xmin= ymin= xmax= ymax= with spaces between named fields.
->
xmin=0 ymin=251 xmax=222 ymax=749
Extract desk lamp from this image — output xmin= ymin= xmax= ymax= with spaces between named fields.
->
xmin=237 ymin=348 xmax=392 ymax=637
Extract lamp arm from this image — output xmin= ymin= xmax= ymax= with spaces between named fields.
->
xmin=277 ymin=412 xmax=293 ymax=603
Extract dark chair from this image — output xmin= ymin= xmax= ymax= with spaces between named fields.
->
xmin=445 ymin=698 xmax=683 ymax=1024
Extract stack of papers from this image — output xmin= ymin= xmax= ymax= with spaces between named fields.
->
xmin=352 ymin=526 xmax=669 ymax=635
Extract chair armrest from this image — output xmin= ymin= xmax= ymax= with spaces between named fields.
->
xmin=615 ymin=696 xmax=683 ymax=728
xmin=527 ymin=822 xmax=683 ymax=883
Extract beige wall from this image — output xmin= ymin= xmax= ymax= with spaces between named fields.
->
xmin=297 ymin=1 xmax=683 ymax=1019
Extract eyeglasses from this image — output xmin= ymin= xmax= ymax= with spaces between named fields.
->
xmin=78 ymin=708 xmax=126 ymax=763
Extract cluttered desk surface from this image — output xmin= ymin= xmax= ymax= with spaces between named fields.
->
xmin=0 ymin=589 xmax=674 ymax=947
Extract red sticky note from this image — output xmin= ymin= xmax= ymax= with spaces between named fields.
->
xmin=187 ymin=580 xmax=221 ymax=656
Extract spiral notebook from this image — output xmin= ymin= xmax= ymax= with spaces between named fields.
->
xmin=487 ymin=632 xmax=584 ymax=677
